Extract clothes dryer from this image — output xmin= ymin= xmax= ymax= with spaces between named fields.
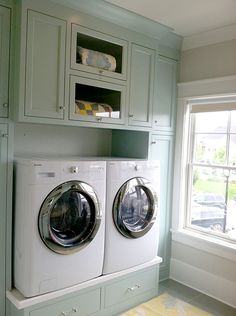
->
xmin=103 ymin=160 xmax=160 ymax=274
xmin=14 ymin=158 xmax=106 ymax=297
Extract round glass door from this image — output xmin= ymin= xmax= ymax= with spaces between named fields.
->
xmin=113 ymin=177 xmax=158 ymax=238
xmin=38 ymin=181 xmax=101 ymax=254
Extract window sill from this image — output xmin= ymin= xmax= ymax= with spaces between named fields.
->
xmin=171 ymin=228 xmax=236 ymax=262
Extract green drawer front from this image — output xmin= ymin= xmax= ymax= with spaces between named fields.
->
xmin=30 ymin=288 xmax=101 ymax=316
xmin=105 ymin=268 xmax=157 ymax=308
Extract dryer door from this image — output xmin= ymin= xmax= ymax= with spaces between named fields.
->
xmin=38 ymin=180 xmax=101 ymax=254
xmin=113 ymin=177 xmax=158 ymax=238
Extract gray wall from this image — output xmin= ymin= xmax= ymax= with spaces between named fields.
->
xmin=172 ymin=241 xmax=236 ymax=283
xmin=180 ymin=39 xmax=236 ymax=82
xmin=171 ymin=38 xmax=236 ymax=307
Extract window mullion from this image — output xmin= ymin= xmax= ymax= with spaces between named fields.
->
xmin=226 ymin=112 xmax=231 ymax=166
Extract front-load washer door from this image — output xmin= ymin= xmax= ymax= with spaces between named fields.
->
xmin=38 ymin=180 xmax=101 ymax=254
xmin=113 ymin=177 xmax=158 ymax=239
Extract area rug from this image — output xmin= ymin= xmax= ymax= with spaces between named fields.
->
xmin=121 ymin=293 xmax=213 ymax=316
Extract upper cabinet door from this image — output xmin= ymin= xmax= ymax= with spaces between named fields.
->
xmin=69 ymin=75 xmax=126 ymax=125
xmin=128 ymin=44 xmax=155 ymax=128
xmin=71 ymin=24 xmax=128 ymax=81
xmin=25 ymin=11 xmax=66 ymax=119
xmin=0 ymin=6 xmax=10 ymax=118
xmin=153 ymin=56 xmax=177 ymax=132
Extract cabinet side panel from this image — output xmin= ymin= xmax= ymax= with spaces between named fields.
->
xmin=149 ymin=135 xmax=173 ymax=280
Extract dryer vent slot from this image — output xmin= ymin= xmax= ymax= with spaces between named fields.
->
xmin=38 ymin=172 xmax=56 ymax=178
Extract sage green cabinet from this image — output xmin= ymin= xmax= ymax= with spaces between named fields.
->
xmin=0 ymin=6 xmax=10 ymax=118
xmin=71 ymin=24 xmax=128 ymax=81
xmin=69 ymin=75 xmax=126 ymax=125
xmin=149 ymin=134 xmax=174 ymax=280
xmin=30 ymin=288 xmax=100 ymax=316
xmin=7 ymin=264 xmax=160 ymax=316
xmin=129 ymin=44 xmax=155 ymax=128
xmin=24 ymin=10 xmax=66 ymax=119
xmin=104 ymin=267 xmax=157 ymax=309
xmin=153 ymin=56 xmax=177 ymax=132
xmin=0 ymin=124 xmax=8 ymax=316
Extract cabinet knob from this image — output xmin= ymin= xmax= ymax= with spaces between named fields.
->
xmin=128 ymin=114 xmax=134 ymax=118
xmin=72 ymin=307 xmax=78 ymax=312
xmin=60 ymin=312 xmax=66 ymax=316
xmin=2 ymin=103 xmax=8 ymax=108
xmin=96 ymin=117 xmax=102 ymax=122
xmin=151 ymin=141 xmax=156 ymax=145
xmin=59 ymin=106 xmax=65 ymax=111
xmin=1 ymin=133 xmax=8 ymax=138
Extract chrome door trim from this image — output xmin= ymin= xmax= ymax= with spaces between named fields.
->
xmin=113 ymin=177 xmax=158 ymax=239
xmin=38 ymin=180 xmax=102 ymax=254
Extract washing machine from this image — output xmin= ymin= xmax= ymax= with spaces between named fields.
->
xmin=103 ymin=160 xmax=160 ymax=274
xmin=14 ymin=158 xmax=106 ymax=297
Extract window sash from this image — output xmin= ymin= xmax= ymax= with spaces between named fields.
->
xmin=185 ymin=107 xmax=236 ymax=242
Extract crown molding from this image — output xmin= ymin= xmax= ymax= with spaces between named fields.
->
xmin=182 ymin=23 xmax=236 ymax=51
xmin=51 ymin=0 xmax=182 ymax=49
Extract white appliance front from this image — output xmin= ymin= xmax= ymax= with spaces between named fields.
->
xmin=103 ymin=160 xmax=160 ymax=274
xmin=14 ymin=158 xmax=106 ymax=297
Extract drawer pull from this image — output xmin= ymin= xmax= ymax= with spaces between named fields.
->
xmin=128 ymin=284 xmax=141 ymax=292
xmin=72 ymin=307 xmax=78 ymax=312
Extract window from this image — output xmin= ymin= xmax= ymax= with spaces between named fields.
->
xmin=185 ymin=100 xmax=236 ymax=242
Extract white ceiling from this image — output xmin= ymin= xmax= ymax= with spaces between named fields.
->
xmin=104 ymin=0 xmax=236 ymax=37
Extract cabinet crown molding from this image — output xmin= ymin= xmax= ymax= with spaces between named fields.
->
xmin=51 ymin=0 xmax=182 ymax=50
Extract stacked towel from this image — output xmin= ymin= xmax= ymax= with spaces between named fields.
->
xmin=75 ymin=100 xmax=113 ymax=117
xmin=77 ymin=46 xmax=116 ymax=72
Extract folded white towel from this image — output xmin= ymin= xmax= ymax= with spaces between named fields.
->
xmin=77 ymin=46 xmax=116 ymax=72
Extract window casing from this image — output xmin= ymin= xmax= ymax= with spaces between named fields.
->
xmin=185 ymin=100 xmax=236 ymax=242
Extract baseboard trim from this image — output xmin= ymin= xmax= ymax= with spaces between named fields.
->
xmin=170 ymin=258 xmax=236 ymax=308
xmin=159 ymin=266 xmax=170 ymax=282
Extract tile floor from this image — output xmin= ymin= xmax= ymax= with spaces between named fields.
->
xmin=159 ymin=279 xmax=236 ymax=316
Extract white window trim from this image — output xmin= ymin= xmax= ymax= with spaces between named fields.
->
xmin=172 ymin=75 xmax=236 ymax=260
